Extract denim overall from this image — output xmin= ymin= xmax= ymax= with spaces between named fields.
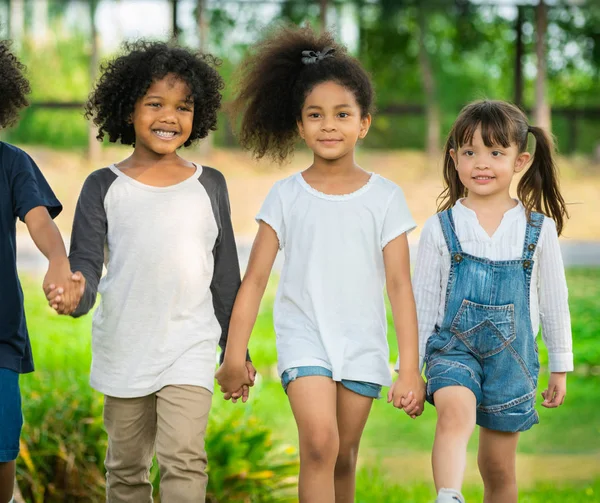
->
xmin=424 ymin=208 xmax=544 ymax=432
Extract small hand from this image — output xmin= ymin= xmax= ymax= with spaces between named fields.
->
xmin=229 ymin=362 xmax=257 ymax=404
xmin=541 ymin=372 xmax=567 ymax=408
xmin=388 ymin=370 xmax=426 ymax=419
xmin=44 ymin=271 xmax=85 ymax=315
xmin=216 ymin=360 xmax=254 ymax=400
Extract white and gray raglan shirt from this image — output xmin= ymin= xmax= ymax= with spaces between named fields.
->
xmin=69 ymin=164 xmax=241 ymax=398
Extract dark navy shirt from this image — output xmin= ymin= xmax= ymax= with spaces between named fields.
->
xmin=0 ymin=142 xmax=62 ymax=373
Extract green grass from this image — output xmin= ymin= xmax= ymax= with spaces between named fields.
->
xmin=16 ymin=268 xmax=600 ymax=501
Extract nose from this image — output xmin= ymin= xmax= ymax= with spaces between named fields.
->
xmin=159 ymin=106 xmax=177 ymax=123
xmin=321 ymin=116 xmax=336 ymax=132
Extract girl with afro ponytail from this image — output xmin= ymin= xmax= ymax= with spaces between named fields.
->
xmin=216 ymin=25 xmax=424 ymax=502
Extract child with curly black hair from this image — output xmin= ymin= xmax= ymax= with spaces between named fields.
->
xmin=0 ymin=40 xmax=83 ymax=503
xmin=216 ymin=26 xmax=425 ymax=502
xmin=46 ymin=41 xmax=254 ymax=502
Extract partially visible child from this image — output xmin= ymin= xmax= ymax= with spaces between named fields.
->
xmin=414 ymin=100 xmax=572 ymax=503
xmin=0 ymin=40 xmax=83 ymax=503
xmin=216 ymin=26 xmax=425 ymax=503
xmin=46 ymin=41 xmax=254 ymax=502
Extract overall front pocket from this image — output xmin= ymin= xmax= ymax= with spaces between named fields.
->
xmin=450 ymin=300 xmax=516 ymax=359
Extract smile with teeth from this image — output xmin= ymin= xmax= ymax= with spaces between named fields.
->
xmin=473 ymin=176 xmax=494 ymax=179
xmin=153 ymin=129 xmax=178 ymax=139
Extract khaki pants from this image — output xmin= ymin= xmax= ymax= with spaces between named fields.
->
xmin=103 ymin=385 xmax=212 ymax=503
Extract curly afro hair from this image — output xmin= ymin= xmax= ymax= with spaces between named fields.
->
xmin=85 ymin=40 xmax=224 ymax=147
xmin=230 ymin=25 xmax=374 ymax=163
xmin=0 ymin=40 xmax=31 ymax=129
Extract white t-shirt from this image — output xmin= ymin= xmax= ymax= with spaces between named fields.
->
xmin=256 ymin=172 xmax=416 ymax=387
xmin=70 ymin=165 xmax=241 ymax=398
xmin=412 ymin=200 xmax=573 ymax=373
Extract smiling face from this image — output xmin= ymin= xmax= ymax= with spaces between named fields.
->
xmin=130 ymin=73 xmax=194 ymax=157
xmin=297 ymin=80 xmax=371 ymax=163
xmin=450 ymin=126 xmax=530 ymax=201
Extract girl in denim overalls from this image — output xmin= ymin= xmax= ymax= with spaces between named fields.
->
xmin=413 ymin=101 xmax=573 ymax=503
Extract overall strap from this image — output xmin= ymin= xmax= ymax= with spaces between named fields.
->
xmin=522 ymin=211 xmax=545 ymax=261
xmin=438 ymin=209 xmax=463 ymax=254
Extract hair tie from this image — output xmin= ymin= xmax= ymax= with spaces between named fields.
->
xmin=527 ymin=125 xmax=533 ymax=133
xmin=301 ymin=46 xmax=335 ymax=65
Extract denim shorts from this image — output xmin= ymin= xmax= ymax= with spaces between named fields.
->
xmin=281 ymin=366 xmax=382 ymax=399
xmin=0 ymin=368 xmax=23 ymax=462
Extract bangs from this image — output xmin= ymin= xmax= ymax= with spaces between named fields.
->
xmin=453 ymin=101 xmax=520 ymax=149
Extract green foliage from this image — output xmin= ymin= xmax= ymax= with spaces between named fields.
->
xmin=356 ymin=467 xmax=600 ymax=502
xmin=13 ymin=268 xmax=600 ymax=500
xmin=3 ymin=1 xmax=600 ymax=153
xmin=205 ymin=407 xmax=298 ymax=502
xmin=561 ymin=269 xmax=600 ymax=369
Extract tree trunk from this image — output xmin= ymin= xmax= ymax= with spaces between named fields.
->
xmin=171 ymin=0 xmax=179 ymax=42
xmin=196 ymin=0 xmax=213 ymax=156
xmin=32 ymin=0 xmax=48 ymax=45
xmin=9 ymin=0 xmax=25 ymax=49
xmin=514 ymin=5 xmax=524 ymax=108
xmin=320 ymin=0 xmax=328 ymax=33
xmin=534 ymin=0 xmax=551 ymax=130
xmin=417 ymin=7 xmax=440 ymax=162
xmin=88 ymin=0 xmax=101 ymax=163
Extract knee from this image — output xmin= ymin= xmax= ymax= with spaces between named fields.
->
xmin=301 ymin=429 xmax=339 ymax=467
xmin=436 ymin=404 xmax=475 ymax=435
xmin=105 ymin=439 xmax=154 ymax=476
xmin=478 ymin=455 xmax=515 ymax=489
xmin=335 ymin=445 xmax=359 ymax=477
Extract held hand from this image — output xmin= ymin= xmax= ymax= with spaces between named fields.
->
xmin=541 ymin=372 xmax=567 ymax=408
xmin=42 ymin=259 xmax=85 ymax=315
xmin=44 ymin=271 xmax=85 ymax=315
xmin=387 ymin=370 xmax=426 ymax=419
xmin=215 ymin=361 xmax=254 ymax=399
xmin=230 ymin=362 xmax=258 ymax=404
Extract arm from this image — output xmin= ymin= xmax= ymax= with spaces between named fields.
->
xmin=209 ymin=176 xmax=245 ymax=362
xmin=537 ymin=219 xmax=573 ymax=408
xmin=384 ymin=233 xmax=425 ymax=417
xmin=25 ymin=206 xmax=83 ymax=313
xmin=62 ymin=172 xmax=110 ymax=317
xmin=411 ymin=218 xmax=443 ymax=371
xmin=215 ymin=222 xmax=279 ymax=395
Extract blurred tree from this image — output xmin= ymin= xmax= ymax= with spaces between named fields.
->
xmin=535 ymin=0 xmax=551 ymax=130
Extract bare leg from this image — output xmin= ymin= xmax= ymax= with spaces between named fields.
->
xmin=478 ymin=427 xmax=519 ymax=503
xmin=0 ymin=461 xmax=15 ymax=503
xmin=432 ymin=387 xmax=477 ymax=492
xmin=334 ymin=384 xmax=373 ymax=503
xmin=288 ymin=376 xmax=339 ymax=503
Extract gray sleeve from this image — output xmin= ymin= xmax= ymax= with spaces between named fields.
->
xmin=198 ymin=167 xmax=248 ymax=363
xmin=69 ymin=168 xmax=117 ymax=317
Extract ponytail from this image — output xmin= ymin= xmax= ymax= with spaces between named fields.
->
xmin=517 ymin=126 xmax=568 ymax=235
xmin=229 ymin=25 xmax=373 ymax=163
xmin=437 ymin=136 xmax=466 ymax=212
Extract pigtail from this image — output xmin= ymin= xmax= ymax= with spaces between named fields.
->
xmin=517 ymin=126 xmax=568 ymax=235
xmin=437 ymin=134 xmax=467 ymax=212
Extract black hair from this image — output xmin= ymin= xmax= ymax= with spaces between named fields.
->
xmin=85 ymin=40 xmax=224 ymax=147
xmin=230 ymin=25 xmax=374 ymax=163
xmin=0 ymin=40 xmax=31 ymax=129
xmin=439 ymin=100 xmax=568 ymax=235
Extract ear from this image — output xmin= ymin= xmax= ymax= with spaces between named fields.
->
xmin=358 ymin=113 xmax=372 ymax=139
xmin=449 ymin=148 xmax=458 ymax=169
xmin=514 ymin=152 xmax=530 ymax=173
xmin=297 ymin=119 xmax=305 ymax=140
